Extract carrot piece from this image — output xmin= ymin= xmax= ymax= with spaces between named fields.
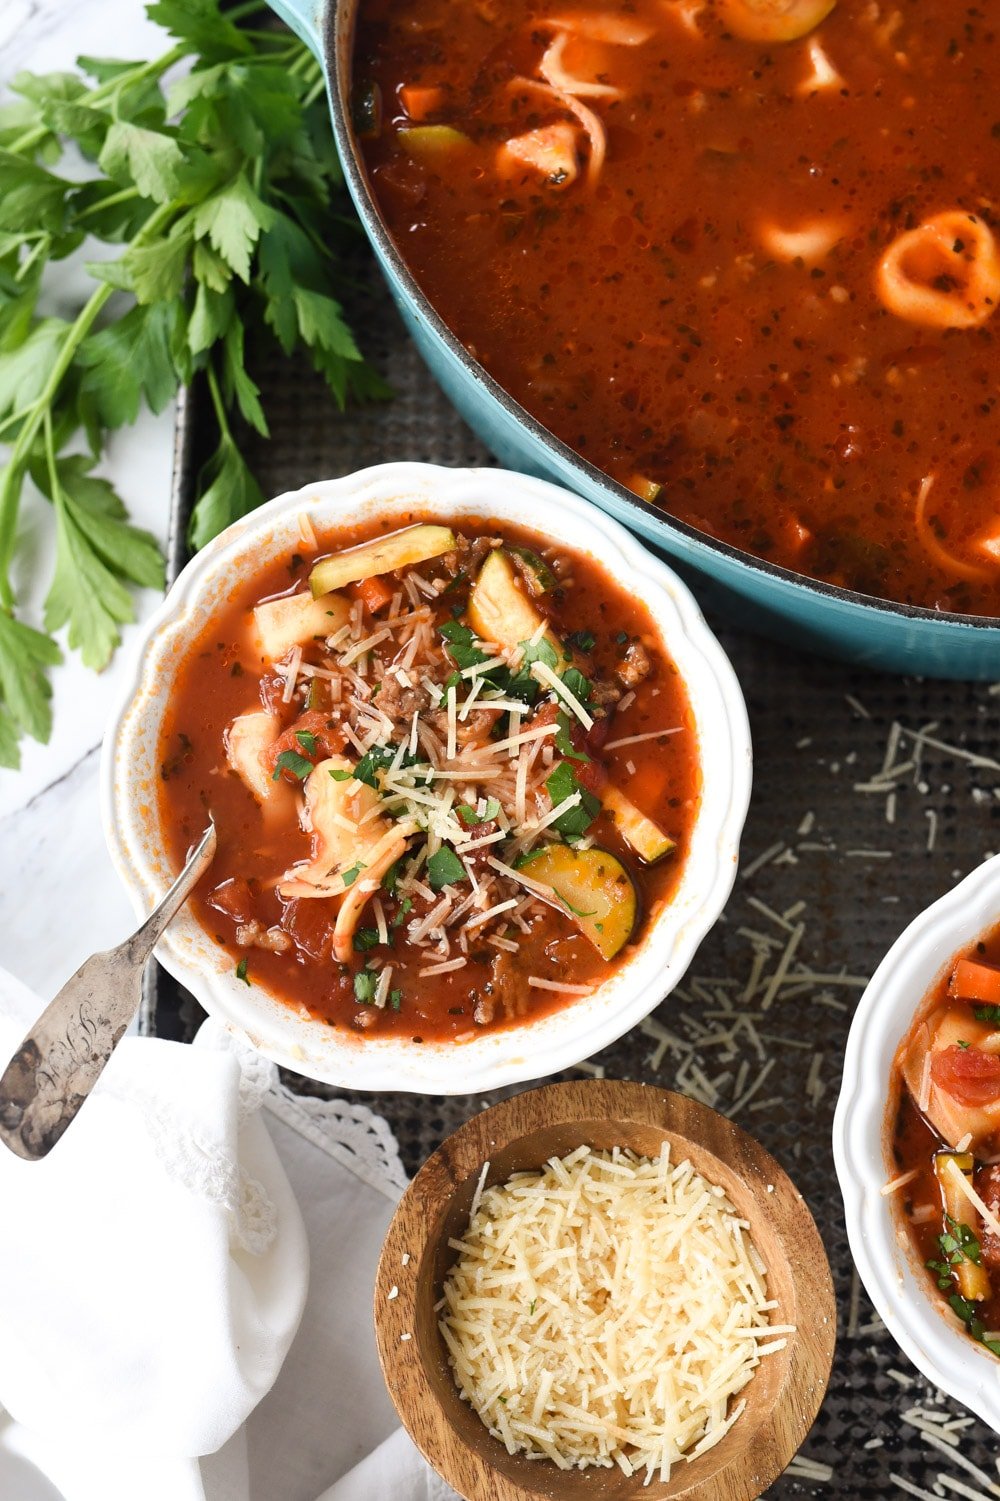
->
xmin=399 ymin=84 xmax=446 ymax=121
xmin=951 ymin=957 xmax=1000 ymax=1007
xmin=354 ymin=575 xmax=394 ymax=614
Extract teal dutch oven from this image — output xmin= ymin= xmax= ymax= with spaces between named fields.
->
xmin=268 ymin=0 xmax=1000 ymax=679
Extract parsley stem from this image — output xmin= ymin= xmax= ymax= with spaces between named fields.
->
xmin=0 ymin=198 xmax=175 ymax=602
xmin=205 ymin=360 xmax=234 ymax=447
xmin=75 ymin=186 xmax=142 ymax=222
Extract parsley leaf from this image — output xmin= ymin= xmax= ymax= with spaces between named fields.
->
xmin=341 ymin=861 xmax=365 ymax=887
xmin=518 ymin=636 xmax=558 ymax=672
xmin=427 ymin=846 xmax=468 ymax=891
xmin=188 ymin=433 xmax=265 ymax=552
xmin=545 ymin=762 xmax=601 ymax=840
xmin=353 ymin=927 xmax=381 ymax=953
xmin=439 ymin=617 xmax=490 ymax=673
xmin=329 ymin=766 xmax=353 ymax=782
xmin=271 ymin=748 xmax=313 ymax=781
xmin=554 ymin=708 xmax=589 ymax=762
xmin=566 ymin=629 xmax=596 ymax=653
xmin=0 ymin=609 xmax=61 ymax=764
xmin=353 ymin=968 xmax=378 ymax=1004
xmin=295 ymin=730 xmax=318 ymax=754
xmin=561 ymin=666 xmax=592 ymax=705
xmin=354 ymin=742 xmax=399 ymax=788
xmin=0 ymin=2 xmax=385 ymax=772
xmin=974 ymin=1004 xmax=1000 ymax=1024
xmin=235 ymin=957 xmax=250 ymax=985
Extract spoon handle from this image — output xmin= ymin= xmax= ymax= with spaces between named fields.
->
xmin=0 ymin=823 xmax=216 ymax=1161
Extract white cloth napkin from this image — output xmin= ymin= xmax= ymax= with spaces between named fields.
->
xmin=0 ymin=966 xmax=461 ymax=1501
xmin=0 ymin=967 xmax=308 ymax=1496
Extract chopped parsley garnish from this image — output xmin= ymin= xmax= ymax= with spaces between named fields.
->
xmin=504 ymin=666 xmax=540 ymax=704
xmin=389 ymin=989 xmax=403 ymax=1012
xmin=957 ymin=1039 xmax=970 ymax=1049
xmin=974 ymin=1004 xmax=1000 ymax=1023
xmin=341 ymin=861 xmax=365 ymax=887
xmin=947 ymin=1293 xmax=1000 ymax=1357
xmin=391 ymin=897 xmax=413 ymax=929
xmin=561 ymin=666 xmax=593 ymax=705
xmin=354 ymin=968 xmax=378 ymax=1004
xmin=545 ymin=762 xmax=601 ymax=840
xmin=926 ymin=1214 xmax=984 ymax=1290
xmin=427 ymin=846 xmax=468 ymax=891
xmin=354 ymin=743 xmax=398 ymax=788
xmin=518 ymin=636 xmax=559 ymax=672
xmin=271 ymin=749 xmax=313 ymax=781
xmin=555 ymin=707 xmax=589 ymax=762
xmin=614 ymin=630 xmax=629 ymax=645
xmin=457 ymin=804 xmax=478 ymax=826
xmin=235 ymin=957 xmax=250 ymax=985
xmin=439 ymin=618 xmax=491 ymax=673
xmin=329 ymin=767 xmax=353 ymax=782
xmin=566 ymin=630 xmax=596 ymax=653
xmin=381 ymin=859 xmax=402 ymax=896
xmin=295 ymin=730 xmax=318 ymax=754
xmin=353 ymin=927 xmax=381 ymax=953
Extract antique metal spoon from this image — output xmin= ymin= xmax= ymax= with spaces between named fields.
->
xmin=0 ymin=822 xmax=216 ymax=1161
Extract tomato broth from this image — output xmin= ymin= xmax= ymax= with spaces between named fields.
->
xmin=354 ymin=0 xmax=1000 ymax=613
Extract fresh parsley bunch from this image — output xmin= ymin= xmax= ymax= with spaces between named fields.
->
xmin=0 ymin=0 xmax=385 ymax=769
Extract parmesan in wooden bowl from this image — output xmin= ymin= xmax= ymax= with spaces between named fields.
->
xmin=374 ymin=1080 xmax=835 ymax=1501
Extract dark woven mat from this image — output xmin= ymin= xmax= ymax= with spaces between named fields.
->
xmin=150 ymin=247 xmax=1000 ymax=1499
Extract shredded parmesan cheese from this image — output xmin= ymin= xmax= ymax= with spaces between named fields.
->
xmin=441 ymin=1144 xmax=782 ymax=1480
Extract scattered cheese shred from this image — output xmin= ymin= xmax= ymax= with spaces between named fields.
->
xmin=440 ymin=1144 xmax=782 ymax=1480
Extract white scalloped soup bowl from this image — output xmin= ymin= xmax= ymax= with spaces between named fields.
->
xmin=833 ymin=854 xmax=1000 ymax=1431
xmin=102 ymin=463 xmax=751 ymax=1094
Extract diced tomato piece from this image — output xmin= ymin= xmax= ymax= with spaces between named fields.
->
xmin=532 ymin=701 xmax=560 ymax=728
xmin=951 ymin=957 xmax=1000 ymax=1007
xmin=280 ymin=898 xmax=335 ymax=961
xmin=207 ymin=877 xmax=255 ymax=924
xmin=351 ymin=575 xmax=394 ymax=615
xmin=931 ymin=1045 xmax=1000 ymax=1107
xmin=574 ymin=756 xmax=608 ymax=796
xmin=399 ymin=84 xmax=446 ymax=121
xmin=264 ymin=711 xmax=346 ymax=780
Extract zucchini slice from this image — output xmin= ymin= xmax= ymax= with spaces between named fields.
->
xmin=253 ymin=589 xmax=350 ymax=663
xmin=308 ymin=524 xmax=455 ymax=597
xmin=602 ymin=786 xmax=676 ymax=864
xmin=467 ymin=548 xmax=561 ymax=652
xmin=520 ymin=843 xmax=638 ymax=960
xmin=397 ymin=124 xmax=472 ymax=161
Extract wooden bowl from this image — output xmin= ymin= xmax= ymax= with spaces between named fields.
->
xmin=374 ymin=1080 xmax=835 ymax=1501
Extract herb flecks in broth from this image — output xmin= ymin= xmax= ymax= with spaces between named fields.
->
xmin=355 ymin=0 xmax=1000 ymax=613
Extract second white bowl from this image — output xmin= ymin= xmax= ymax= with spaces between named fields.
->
xmin=833 ymin=854 xmax=1000 ymax=1430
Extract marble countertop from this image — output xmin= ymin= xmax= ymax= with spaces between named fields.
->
xmin=0 ymin=0 xmax=176 ymax=997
